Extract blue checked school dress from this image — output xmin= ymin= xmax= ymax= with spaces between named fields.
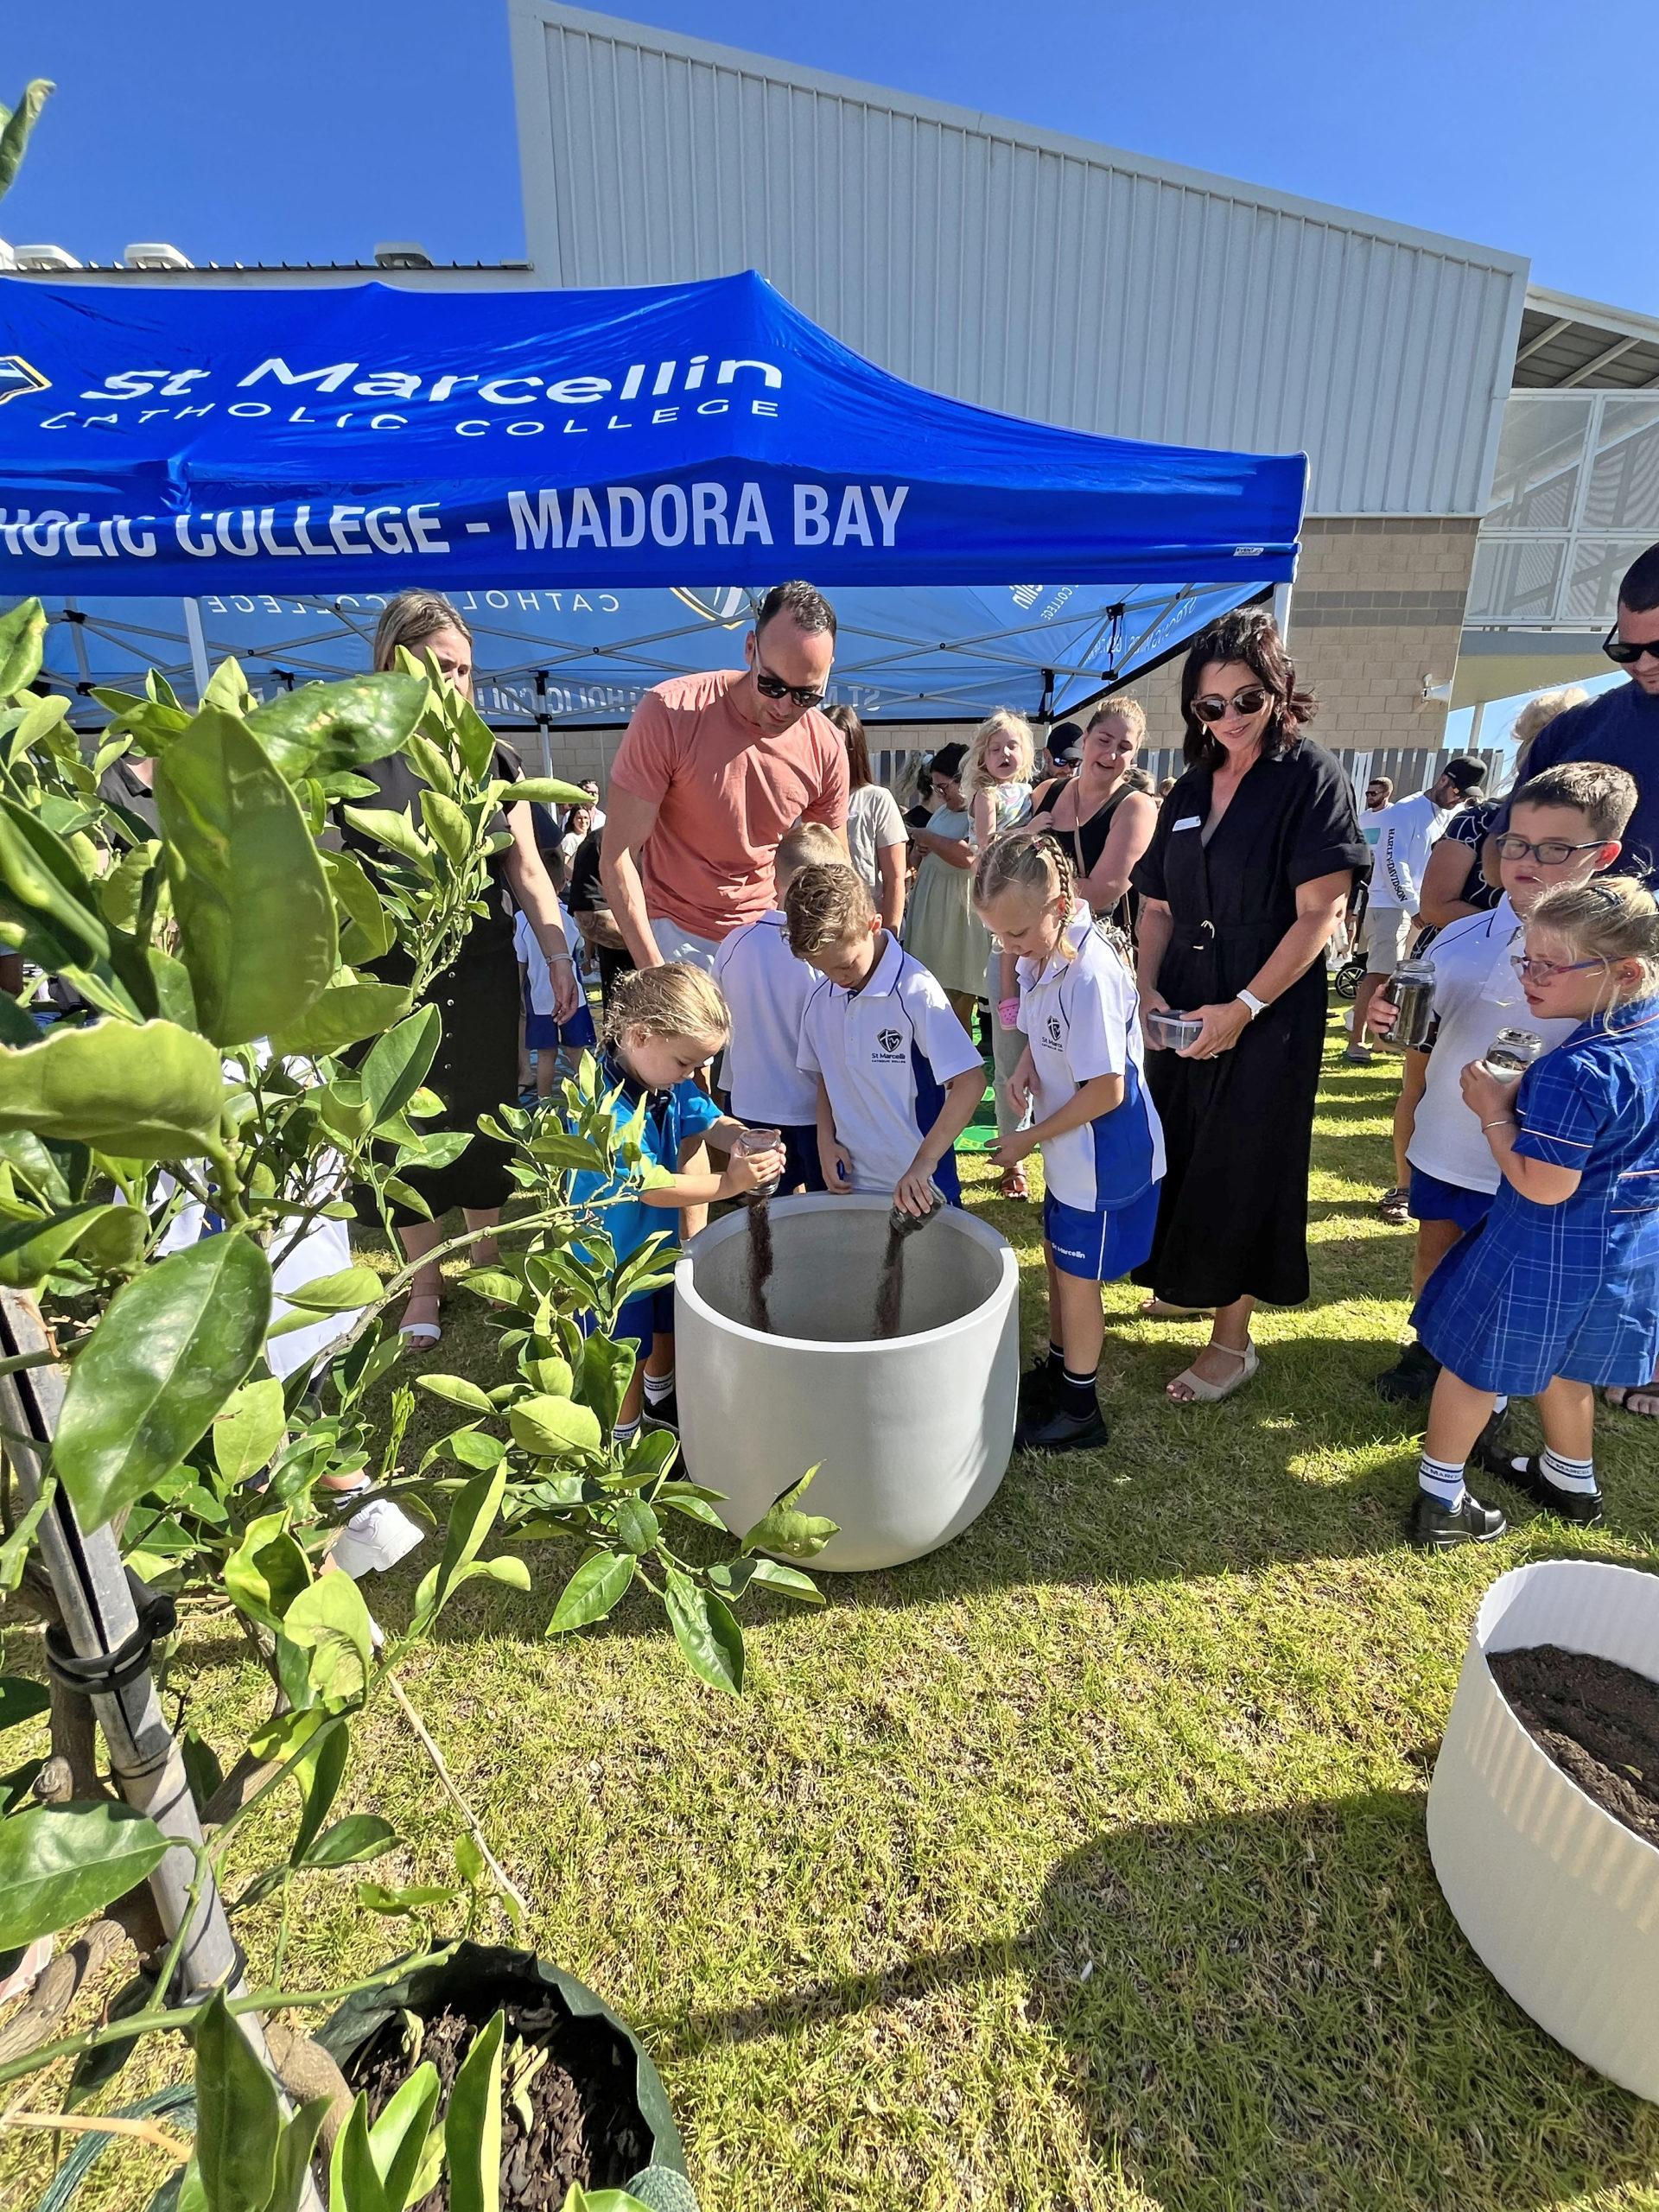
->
xmin=1412 ymin=995 xmax=1659 ymax=1395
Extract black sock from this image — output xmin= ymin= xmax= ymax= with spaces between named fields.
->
xmin=1057 ymin=1365 xmax=1099 ymax=1421
xmin=1046 ymin=1341 xmax=1065 ymax=1376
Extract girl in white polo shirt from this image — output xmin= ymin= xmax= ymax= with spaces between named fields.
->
xmin=976 ymin=830 xmax=1166 ymax=1452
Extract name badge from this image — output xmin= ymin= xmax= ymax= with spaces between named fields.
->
xmin=1173 ymin=815 xmax=1202 ymax=832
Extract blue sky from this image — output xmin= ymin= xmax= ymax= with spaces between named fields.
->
xmin=2 ymin=1 xmax=1654 ymax=314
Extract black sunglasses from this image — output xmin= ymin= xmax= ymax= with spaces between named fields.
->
xmin=1192 ymin=684 xmax=1272 ymax=723
xmin=1602 ymin=624 xmax=1659 ymax=667
xmin=752 ymin=651 xmax=829 ymax=709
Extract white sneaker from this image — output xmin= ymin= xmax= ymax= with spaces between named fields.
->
xmin=332 ymin=1496 xmax=426 ymax=1579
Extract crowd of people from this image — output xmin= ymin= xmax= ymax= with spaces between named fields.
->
xmin=367 ymin=541 xmax=1659 ymax=1554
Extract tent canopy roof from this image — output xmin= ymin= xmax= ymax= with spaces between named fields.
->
xmin=0 ymin=270 xmax=1304 ymax=594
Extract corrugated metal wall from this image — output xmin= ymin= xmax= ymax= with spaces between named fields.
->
xmin=512 ymin=2 xmax=1529 ymax=518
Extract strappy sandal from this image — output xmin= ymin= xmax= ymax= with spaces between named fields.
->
xmin=1166 ymin=1340 xmax=1259 ymax=1403
xmin=1377 ymin=1186 xmax=1411 ymax=1227
xmin=998 ymin=1164 xmax=1030 ymax=1200
xmin=1138 ymin=1297 xmax=1214 ymax=1319
xmin=397 ymin=1292 xmax=442 ymax=1350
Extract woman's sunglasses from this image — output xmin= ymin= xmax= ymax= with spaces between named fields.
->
xmin=1192 ymin=685 xmax=1272 ymax=723
xmin=1602 ymin=626 xmax=1659 ymax=667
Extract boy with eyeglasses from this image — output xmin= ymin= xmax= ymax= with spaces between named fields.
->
xmin=1512 ymin=539 xmax=1659 ymax=887
xmin=1371 ymin=761 xmax=1637 ymax=1414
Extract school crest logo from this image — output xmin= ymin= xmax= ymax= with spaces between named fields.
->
xmin=0 ymin=356 xmax=49 ymax=406
xmin=877 ymin=1027 xmax=904 ymax=1054
xmin=1046 ymin=1015 xmax=1063 ymax=1044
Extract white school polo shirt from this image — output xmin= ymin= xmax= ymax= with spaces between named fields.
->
xmin=513 ymin=909 xmax=582 ymax=1017
xmin=712 ymin=910 xmax=820 ymax=1124
xmin=1017 ymin=918 xmax=1166 ymax=1211
xmin=1407 ymin=895 xmax=1577 ymax=1195
xmin=798 ymin=931 xmax=981 ymax=1192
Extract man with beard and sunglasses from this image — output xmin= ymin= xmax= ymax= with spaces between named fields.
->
xmin=600 ymin=580 xmax=850 ymax=974
xmin=1503 ymin=541 xmax=1659 ymax=893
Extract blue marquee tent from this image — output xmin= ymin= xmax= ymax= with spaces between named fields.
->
xmin=1 ymin=270 xmax=1305 ymax=721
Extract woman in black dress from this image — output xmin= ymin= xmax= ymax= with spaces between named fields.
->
xmin=354 ymin=592 xmax=579 ymax=1347
xmin=1028 ymin=696 xmax=1159 ymax=932
xmin=1132 ymin=607 xmax=1367 ymax=1402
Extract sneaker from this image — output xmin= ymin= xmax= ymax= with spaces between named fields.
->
xmin=1014 ymin=1404 xmax=1110 ymax=1454
xmin=1344 ymin=1043 xmax=1374 ymax=1064
xmin=332 ymin=1496 xmax=427 ymax=1579
xmin=1408 ymin=1488 xmax=1508 ymax=1549
xmin=1375 ymin=1339 xmax=1442 ymax=1403
xmin=1491 ymin=1453 xmax=1604 ymax=1527
xmin=642 ymin=1389 xmax=678 ymax=1435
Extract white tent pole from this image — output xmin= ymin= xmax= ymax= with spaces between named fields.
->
xmin=1272 ymin=581 xmax=1294 ymax=639
xmin=181 ymin=598 xmax=211 ymax=702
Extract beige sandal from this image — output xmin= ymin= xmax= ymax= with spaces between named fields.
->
xmin=1167 ymin=1340 xmax=1259 ymax=1403
xmin=1139 ymin=1296 xmax=1214 ymax=1319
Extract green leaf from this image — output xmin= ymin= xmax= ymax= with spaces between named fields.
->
xmin=361 ymin=1007 xmax=441 ymax=1126
xmin=740 ymin=1465 xmax=839 ymax=1560
xmin=745 ymin=1558 xmax=824 ymax=1605
xmin=322 ymin=849 xmax=396 ymax=964
xmin=246 ymin=671 xmax=429 ymax=780
xmin=225 ymin=1512 xmax=312 ymax=1634
xmin=437 ymin=1427 xmax=506 ymax=1471
xmin=281 ymin=1574 xmax=374 ymax=1708
xmin=416 ymin=1373 xmax=495 ymax=1414
xmin=0 ymin=1675 xmax=49 ymax=1734
xmin=367 ymin=2060 xmax=442 ymax=2210
xmin=527 ymin=1129 xmax=611 ymax=1175
xmin=279 ymin=1265 xmax=382 ymax=1313
xmin=663 ymin=1569 xmax=745 ymax=1697
xmin=611 ymin=1497 xmax=659 ymax=1555
xmin=0 ymin=1017 xmax=225 ymax=1161
xmin=0 ymin=1201 xmax=121 ymax=1288
xmin=0 ymin=797 xmax=109 ymax=963
xmin=194 ymin=1986 xmax=282 ymax=2212
xmin=269 ymin=2096 xmax=332 ymax=2212
xmin=288 ymin=1713 xmax=347 ymax=1868
xmin=412 ymin=1463 xmax=506 ymax=1624
xmin=511 ymin=777 xmax=592 ymax=806
xmin=0 ymin=1477 xmax=54 ymax=1592
xmin=473 ymin=1554 xmax=531 ymax=1592
xmin=419 ymin=788 xmax=474 ymax=869
xmin=546 ymin=1549 xmax=635 ymax=1632
xmin=510 ymin=1395 xmax=602 ymax=1458
xmin=73 ymin=1203 xmax=149 ymax=1275
xmin=155 ymin=707 xmax=337 ymax=1046
xmin=304 ymin=1814 xmax=397 ymax=1868
xmin=271 ymin=980 xmax=410 ymax=1059
xmin=0 ymin=598 xmax=47 ymax=699
xmin=341 ymin=804 xmax=431 ymax=871
xmin=0 ymin=1802 xmax=172 ymax=1948
xmin=358 ymin=1880 xmax=459 ymax=1915
xmin=446 ymin=2009 xmax=505 ymax=2212
xmin=54 ymin=1233 xmax=272 ymax=1532
xmin=203 ymin=656 xmax=255 ymax=718
xmin=212 ymin=1376 xmax=286 ymax=1484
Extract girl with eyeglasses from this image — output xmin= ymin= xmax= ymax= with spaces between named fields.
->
xmin=1408 ymin=876 xmax=1659 ymax=1545
xmin=1128 ymin=608 xmax=1368 ymax=1401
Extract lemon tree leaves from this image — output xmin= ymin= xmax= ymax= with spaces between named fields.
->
xmin=156 ymin=708 xmax=335 ymax=1046
xmin=0 ymin=1020 xmax=224 ymax=1160
xmin=54 ymin=1233 xmax=272 ymax=1530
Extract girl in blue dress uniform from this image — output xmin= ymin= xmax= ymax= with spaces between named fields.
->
xmin=1409 ymin=877 xmax=1659 ymax=1547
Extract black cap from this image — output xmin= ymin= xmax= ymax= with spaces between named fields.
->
xmin=1441 ymin=757 xmax=1486 ymax=796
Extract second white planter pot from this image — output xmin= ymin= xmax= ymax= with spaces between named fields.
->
xmin=674 ymin=1193 xmax=1019 ymax=1572
xmin=1427 ymin=1558 xmax=1659 ymax=2101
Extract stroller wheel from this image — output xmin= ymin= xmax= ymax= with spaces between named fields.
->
xmin=1333 ymin=956 xmax=1365 ymax=1001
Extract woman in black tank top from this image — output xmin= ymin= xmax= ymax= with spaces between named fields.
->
xmin=1028 ymin=700 xmax=1160 ymax=931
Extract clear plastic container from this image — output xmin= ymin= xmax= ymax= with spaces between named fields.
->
xmin=733 ymin=1125 xmax=782 ymax=1200
xmin=1145 ymin=1007 xmax=1204 ymax=1052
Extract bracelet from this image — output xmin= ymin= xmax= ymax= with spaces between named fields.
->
xmin=1482 ymin=1116 xmax=1516 ymax=1131
xmin=549 ymin=953 xmax=575 ymax=967
xmin=1236 ymin=988 xmax=1266 ymax=1020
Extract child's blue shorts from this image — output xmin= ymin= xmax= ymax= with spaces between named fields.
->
xmin=1044 ymin=1181 xmax=1160 ymax=1282
xmin=526 ymin=1003 xmax=597 ymax=1052
xmin=1408 ymin=1167 xmax=1493 ymax=1235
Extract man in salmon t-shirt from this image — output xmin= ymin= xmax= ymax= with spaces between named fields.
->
xmin=600 ymin=580 xmax=850 ymax=971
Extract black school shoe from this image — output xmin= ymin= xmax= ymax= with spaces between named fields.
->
xmin=641 ymin=1389 xmax=678 ymax=1436
xmin=1489 ymin=1452 xmax=1604 ymax=1527
xmin=1409 ymin=1487 xmax=1508 ymax=1548
xmin=1015 ymin=1404 xmax=1110 ymax=1454
xmin=1375 ymin=1338 xmax=1443 ymax=1402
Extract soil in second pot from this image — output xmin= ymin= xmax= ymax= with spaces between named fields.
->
xmin=346 ymin=1980 xmax=652 ymax=2207
xmin=873 ymin=1224 xmax=906 ymax=1338
xmin=1489 ymin=1643 xmax=1659 ymax=1850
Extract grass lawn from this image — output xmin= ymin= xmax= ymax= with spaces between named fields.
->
xmin=7 ymin=1014 xmax=1659 ymax=2210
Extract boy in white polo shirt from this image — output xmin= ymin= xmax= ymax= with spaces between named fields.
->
xmin=786 ymin=863 xmax=983 ymax=1210
xmin=713 ymin=820 xmax=845 ymax=1192
xmin=1371 ymin=760 xmax=1635 ymax=1414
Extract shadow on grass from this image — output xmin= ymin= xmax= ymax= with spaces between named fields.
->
xmin=649 ymin=1789 xmax=1659 ymax=2212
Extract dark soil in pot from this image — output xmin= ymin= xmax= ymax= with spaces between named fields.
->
xmin=1489 ymin=1643 xmax=1659 ymax=1849
xmin=343 ymin=1975 xmax=652 ymax=2207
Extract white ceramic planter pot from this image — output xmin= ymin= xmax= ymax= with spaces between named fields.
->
xmin=674 ymin=1193 xmax=1018 ymax=1572
xmin=1427 ymin=1559 xmax=1659 ymax=2100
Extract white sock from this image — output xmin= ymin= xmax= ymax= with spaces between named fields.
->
xmin=614 ymin=1418 xmax=640 ymax=1444
xmin=1493 ymin=1395 xmax=1510 ymax=1414
xmin=1538 ymin=1446 xmax=1598 ymax=1496
xmin=1418 ymin=1452 xmax=1466 ymax=1510
xmin=643 ymin=1369 xmax=676 ymax=1406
